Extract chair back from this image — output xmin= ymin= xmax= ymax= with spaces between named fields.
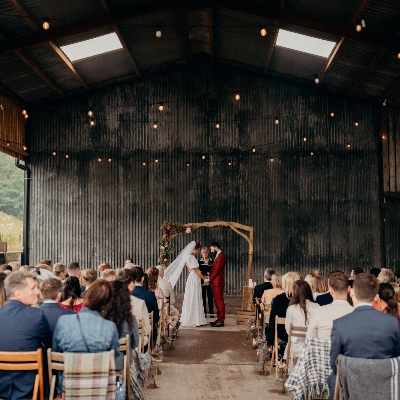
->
xmin=270 ymin=317 xmax=286 ymax=380
xmin=148 ymin=311 xmax=154 ymax=353
xmin=47 ymin=349 xmax=64 ymax=400
xmin=164 ymin=295 xmax=171 ymax=315
xmin=286 ymin=323 xmax=307 ymax=370
xmin=118 ymin=334 xmax=131 ymax=400
xmin=137 ymin=319 xmax=145 ymax=353
xmin=0 ymin=348 xmax=44 ymax=400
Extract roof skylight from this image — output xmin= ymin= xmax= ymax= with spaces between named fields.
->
xmin=60 ymin=32 xmax=123 ymax=62
xmin=276 ymin=29 xmax=336 ymax=58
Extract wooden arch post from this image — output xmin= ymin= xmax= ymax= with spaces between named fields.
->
xmin=170 ymin=221 xmax=254 ymax=282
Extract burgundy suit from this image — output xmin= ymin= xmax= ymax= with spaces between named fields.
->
xmin=209 ymin=251 xmax=226 ymax=323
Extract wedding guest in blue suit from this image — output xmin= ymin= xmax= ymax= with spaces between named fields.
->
xmin=0 ymin=271 xmax=52 ymax=400
xmin=40 ymin=278 xmax=74 ymax=332
xmin=328 ymin=273 xmax=400 ymax=399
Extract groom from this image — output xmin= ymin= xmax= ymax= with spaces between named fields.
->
xmin=209 ymin=242 xmax=226 ymax=327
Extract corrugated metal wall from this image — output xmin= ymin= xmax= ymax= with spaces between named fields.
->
xmin=27 ymin=60 xmax=381 ymax=294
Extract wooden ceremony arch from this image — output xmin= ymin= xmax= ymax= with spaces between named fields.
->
xmin=170 ymin=221 xmax=254 ymax=281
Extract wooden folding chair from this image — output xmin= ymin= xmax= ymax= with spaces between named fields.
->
xmin=118 ymin=334 xmax=131 ymax=400
xmin=269 ymin=316 xmax=286 ymax=380
xmin=0 ymin=348 xmax=45 ymax=400
xmin=136 ymin=319 xmax=145 ymax=353
xmin=286 ymin=323 xmax=307 ymax=372
xmin=254 ymin=298 xmax=263 ymax=332
xmin=164 ymin=295 xmax=171 ymax=316
xmin=47 ymin=349 xmax=64 ymax=400
xmin=148 ymin=311 xmax=154 ymax=353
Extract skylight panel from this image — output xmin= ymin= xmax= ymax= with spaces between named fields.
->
xmin=60 ymin=32 xmax=123 ymax=62
xmin=276 ymin=29 xmax=336 ymax=58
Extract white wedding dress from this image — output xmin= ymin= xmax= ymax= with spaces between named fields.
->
xmin=180 ymin=255 xmax=206 ymax=327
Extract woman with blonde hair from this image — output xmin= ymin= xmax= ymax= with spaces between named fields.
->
xmin=266 ymin=272 xmax=302 ymax=349
xmin=98 ymin=263 xmax=111 ymax=275
xmin=309 ymin=275 xmax=329 ymax=300
xmin=53 ymin=263 xmax=67 ymax=280
xmin=261 ymin=273 xmax=283 ymax=325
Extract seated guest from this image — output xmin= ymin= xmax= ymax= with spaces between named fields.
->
xmin=378 ymin=283 xmax=400 ymax=324
xmin=36 ymin=263 xmax=51 ymax=271
xmin=391 ymin=282 xmax=400 ymax=307
xmin=312 ymin=269 xmax=321 ymax=277
xmin=328 ymin=273 xmax=400 ymax=399
xmin=30 ymin=264 xmax=58 ymax=280
xmin=378 ymin=268 xmax=395 ymax=283
xmin=307 ymin=271 xmax=353 ymax=339
xmin=67 ymin=262 xmax=85 ymax=293
xmin=131 ymin=266 xmax=160 ymax=341
xmin=125 ymin=258 xmax=133 ymax=264
xmin=102 ymin=269 xmax=117 ymax=281
xmin=0 ymin=272 xmax=6 ymax=307
xmin=53 ymin=263 xmax=67 ymax=281
xmin=98 ymin=263 xmax=111 ymax=276
xmin=105 ymin=280 xmax=139 ymax=371
xmin=81 ymin=268 xmax=98 ymax=296
xmin=0 ymin=271 xmax=52 ymax=400
xmin=266 ymin=272 xmax=301 ymax=352
xmin=40 ymin=278 xmax=74 ymax=332
xmin=40 ymin=259 xmax=52 ymax=267
xmin=285 ymin=280 xmax=320 ymax=358
xmin=369 ymin=267 xmax=381 ymax=278
xmin=146 ymin=267 xmax=165 ymax=301
xmin=348 ymin=267 xmax=364 ymax=287
xmin=309 ymin=275 xmax=329 ymax=301
xmin=58 ymin=276 xmax=84 ymax=312
xmin=116 ymin=269 xmax=151 ymax=347
xmin=53 ymin=279 xmax=120 ymax=354
xmin=395 ymin=269 xmax=400 ymax=285
xmin=156 ymin=265 xmax=179 ymax=316
xmin=261 ymin=273 xmax=283 ymax=325
xmin=252 ymin=268 xmax=274 ymax=303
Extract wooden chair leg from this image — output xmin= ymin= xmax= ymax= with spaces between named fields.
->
xmin=270 ymin=346 xmax=275 ymax=374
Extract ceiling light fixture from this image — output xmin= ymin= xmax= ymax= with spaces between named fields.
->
xmin=153 ymin=122 xmax=158 ymax=129
xmin=216 ymin=123 xmax=220 ymax=129
xmin=87 ymin=108 xmax=93 ymax=117
xmin=156 ymin=28 xmax=162 ymax=38
xmin=22 ymin=109 xmax=27 ymax=115
xmin=90 ymin=118 xmax=95 ymax=126
xmin=235 ymin=93 xmax=240 ymax=101
xmin=260 ymin=28 xmax=267 ymax=37
xmin=158 ymin=103 xmax=164 ymax=111
xmin=275 ymin=117 xmax=279 ymax=125
xmin=42 ymin=18 xmax=50 ymax=30
xmin=314 ymin=74 xmax=320 ymax=84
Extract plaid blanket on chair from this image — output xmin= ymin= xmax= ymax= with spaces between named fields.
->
xmin=63 ymin=351 xmax=116 ymax=400
xmin=285 ymin=337 xmax=331 ymax=400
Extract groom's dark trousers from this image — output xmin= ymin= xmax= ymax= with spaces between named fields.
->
xmin=209 ymin=251 xmax=226 ymax=323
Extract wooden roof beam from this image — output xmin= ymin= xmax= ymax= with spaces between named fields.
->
xmin=263 ymin=0 xmax=285 ymax=75
xmin=1 ymin=1 xmax=400 ymax=56
xmin=207 ymin=8 xmax=214 ymax=60
xmin=99 ymin=0 xmax=141 ymax=77
xmin=319 ymin=0 xmax=370 ymax=86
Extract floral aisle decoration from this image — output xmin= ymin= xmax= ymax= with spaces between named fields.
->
xmin=158 ymin=221 xmax=198 ymax=266
xmin=256 ymin=339 xmax=271 ymax=375
xmin=277 ymin=360 xmax=288 ymax=394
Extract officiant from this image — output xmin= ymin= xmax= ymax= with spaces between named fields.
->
xmin=198 ymin=247 xmax=214 ymax=317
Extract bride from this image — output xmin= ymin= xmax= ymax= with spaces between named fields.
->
xmin=164 ymin=241 xmax=209 ymax=327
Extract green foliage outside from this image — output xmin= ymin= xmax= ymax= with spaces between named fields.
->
xmin=0 ymin=152 xmax=24 ymax=251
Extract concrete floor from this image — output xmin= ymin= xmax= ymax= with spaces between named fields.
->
xmin=142 ymin=315 xmax=290 ymax=400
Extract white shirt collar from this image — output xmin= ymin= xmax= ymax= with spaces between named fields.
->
xmin=135 ymin=283 xmax=142 ymax=287
xmin=43 ymin=300 xmax=58 ymax=304
xmin=354 ymin=302 xmax=373 ymax=309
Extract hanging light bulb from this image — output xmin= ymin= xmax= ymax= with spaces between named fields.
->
xmin=228 ymin=161 xmax=232 ymax=166
xmin=98 ymin=157 xmax=102 ymax=162
xmin=65 ymin=154 xmax=69 ymax=158
xmin=314 ymin=75 xmax=320 ymax=84
xmin=252 ymin=147 xmax=256 ymax=153
xmin=6 ymin=141 xmax=10 ymax=147
xmin=22 ymin=109 xmax=27 ymax=115
xmin=303 ymin=136 xmax=307 ymax=142
xmin=260 ymin=28 xmax=267 ymax=37
xmin=52 ymin=151 xmax=57 ymax=156
xmin=23 ymin=145 xmax=27 ymax=151
xmin=346 ymin=143 xmax=351 ymax=149
xmin=275 ymin=117 xmax=279 ymax=125
xmin=383 ymin=99 xmax=387 ymax=106
xmin=202 ymin=155 xmax=206 ymax=160
xmin=235 ymin=93 xmax=241 ymax=101
xmin=186 ymin=162 xmax=190 ymax=167
xmin=330 ymin=112 xmax=335 ymax=117
xmin=398 ymin=52 xmax=400 ymax=59
xmin=310 ymin=151 xmax=314 ymax=156
xmin=270 ymin=157 xmax=274 ymax=162
xmin=355 ymin=121 xmax=359 ymax=127
xmin=153 ymin=122 xmax=158 ymax=129
xmin=155 ymin=158 xmax=159 ymax=163
xmin=355 ymin=21 xmax=362 ymax=32
xmin=90 ymin=118 xmax=95 ymax=126
xmin=108 ymin=158 xmax=112 ymax=162
xmin=156 ymin=28 xmax=162 ymax=38
xmin=24 ymin=114 xmax=29 ymax=119
xmin=158 ymin=103 xmax=164 ymax=111
xmin=142 ymin=161 xmax=146 ymax=166
xmin=87 ymin=108 xmax=93 ymax=117
xmin=216 ymin=123 xmax=220 ymax=129
xmin=42 ymin=18 xmax=50 ymax=30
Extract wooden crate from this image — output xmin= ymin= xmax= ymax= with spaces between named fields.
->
xmin=237 ymin=310 xmax=255 ymax=325
xmin=242 ymin=286 xmax=254 ymax=311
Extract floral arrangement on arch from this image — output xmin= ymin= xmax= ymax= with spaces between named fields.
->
xmin=158 ymin=221 xmax=198 ymax=266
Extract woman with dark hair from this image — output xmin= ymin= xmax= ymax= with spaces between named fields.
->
xmin=285 ymin=280 xmax=320 ymax=358
xmin=58 ymin=276 xmax=84 ymax=312
xmin=105 ymin=280 xmax=140 ymax=370
xmin=146 ymin=267 xmax=165 ymax=300
xmin=378 ymin=283 xmax=400 ymax=324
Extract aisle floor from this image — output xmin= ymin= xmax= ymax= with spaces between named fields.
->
xmin=142 ymin=315 xmax=289 ymax=400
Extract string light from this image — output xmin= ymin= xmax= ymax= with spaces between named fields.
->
xmin=155 ymin=158 xmax=159 ymax=163
xmin=314 ymin=75 xmax=319 ymax=84
xmin=355 ymin=121 xmax=359 ymax=127
xmin=108 ymin=158 xmax=112 ymax=162
xmin=22 ymin=110 xmax=27 ymax=115
xmin=23 ymin=145 xmax=27 ymax=151
xmin=228 ymin=161 xmax=232 ymax=166
xmin=87 ymin=108 xmax=93 ymax=117
xmin=355 ymin=22 xmax=362 ymax=32
xmin=383 ymin=99 xmax=387 ymax=106
xmin=156 ymin=28 xmax=162 ymax=38
xmin=6 ymin=141 xmax=10 ymax=146
xmin=346 ymin=143 xmax=351 ymax=149
xmin=186 ymin=162 xmax=190 ymax=167
xmin=303 ymin=136 xmax=307 ymax=142
xmin=24 ymin=114 xmax=29 ymax=119
xmin=275 ymin=117 xmax=279 ymax=125
xmin=158 ymin=103 xmax=164 ymax=111
xmin=153 ymin=122 xmax=158 ymax=129
xmin=142 ymin=161 xmax=146 ymax=166
xmin=202 ymin=155 xmax=206 ymax=160
xmin=398 ymin=52 xmax=400 ymax=59
xmin=310 ymin=152 xmax=314 ymax=156
xmin=252 ymin=147 xmax=256 ymax=153
xmin=90 ymin=118 xmax=95 ymax=126
xmin=42 ymin=19 xmax=50 ymax=30
xmin=235 ymin=93 xmax=240 ymax=101
xmin=260 ymin=28 xmax=267 ymax=37
xmin=330 ymin=112 xmax=335 ymax=117
xmin=65 ymin=154 xmax=69 ymax=158
xmin=98 ymin=157 xmax=102 ymax=162
xmin=216 ymin=123 xmax=220 ymax=129
xmin=52 ymin=151 xmax=56 ymax=156
xmin=382 ymin=135 xmax=386 ymax=140
xmin=270 ymin=157 xmax=274 ymax=162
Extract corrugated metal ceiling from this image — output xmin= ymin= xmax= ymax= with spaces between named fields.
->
xmin=0 ymin=0 xmax=399 ymax=103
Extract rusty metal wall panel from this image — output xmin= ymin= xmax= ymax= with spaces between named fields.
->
xmin=385 ymin=196 xmax=400 ymax=269
xmin=28 ymin=61 xmax=381 ymax=294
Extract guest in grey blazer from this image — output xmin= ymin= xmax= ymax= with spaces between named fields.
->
xmin=328 ymin=273 xmax=400 ymax=399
